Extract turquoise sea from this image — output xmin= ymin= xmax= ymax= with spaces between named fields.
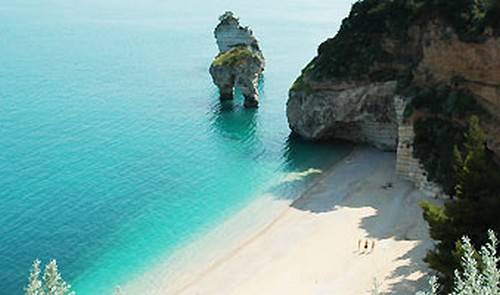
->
xmin=0 ymin=1 xmax=353 ymax=294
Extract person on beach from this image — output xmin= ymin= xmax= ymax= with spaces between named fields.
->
xmin=358 ymin=239 xmax=376 ymax=254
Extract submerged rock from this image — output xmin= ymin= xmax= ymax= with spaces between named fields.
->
xmin=209 ymin=12 xmax=265 ymax=108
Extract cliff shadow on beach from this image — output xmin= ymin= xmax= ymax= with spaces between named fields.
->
xmin=289 ymin=147 xmax=434 ymax=294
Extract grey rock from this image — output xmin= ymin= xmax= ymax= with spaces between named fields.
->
xmin=210 ymin=12 xmax=265 ymax=108
xmin=287 ymin=81 xmax=399 ymax=150
xmin=214 ymin=11 xmax=260 ymax=53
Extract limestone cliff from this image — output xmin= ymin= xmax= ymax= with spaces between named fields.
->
xmin=287 ymin=80 xmax=399 ymax=150
xmin=286 ymin=1 xmax=500 ymax=156
xmin=210 ymin=12 xmax=265 ymax=108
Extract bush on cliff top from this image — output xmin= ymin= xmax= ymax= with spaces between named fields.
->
xmin=312 ymin=0 xmax=500 ymax=79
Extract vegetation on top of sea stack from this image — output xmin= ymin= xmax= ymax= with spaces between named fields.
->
xmin=212 ymin=45 xmax=260 ymax=67
xmin=311 ymin=0 xmax=500 ymax=79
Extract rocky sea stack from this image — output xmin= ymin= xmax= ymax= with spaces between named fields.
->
xmin=210 ymin=12 xmax=265 ymax=108
xmin=286 ymin=0 xmax=500 ymax=154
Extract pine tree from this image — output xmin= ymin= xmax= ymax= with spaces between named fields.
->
xmin=421 ymin=116 xmax=500 ymax=291
xmin=25 ymin=260 xmax=43 ymax=295
xmin=417 ymin=230 xmax=500 ymax=295
xmin=454 ymin=116 xmax=491 ymax=200
xmin=25 ymin=260 xmax=74 ymax=295
xmin=43 ymin=260 xmax=72 ymax=295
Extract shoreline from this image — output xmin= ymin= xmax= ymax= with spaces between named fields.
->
xmin=123 ymin=146 xmax=435 ymax=294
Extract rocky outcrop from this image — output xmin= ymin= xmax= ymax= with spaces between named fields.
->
xmin=287 ymin=81 xmax=399 ymax=150
xmin=286 ymin=16 xmax=500 ymax=156
xmin=412 ymin=21 xmax=500 ymax=157
xmin=210 ymin=12 xmax=265 ymax=108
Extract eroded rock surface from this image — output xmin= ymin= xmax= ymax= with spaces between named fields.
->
xmin=287 ymin=18 xmax=500 ymax=154
xmin=287 ymin=81 xmax=399 ymax=150
xmin=210 ymin=12 xmax=265 ymax=108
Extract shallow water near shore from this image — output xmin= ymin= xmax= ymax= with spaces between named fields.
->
xmin=0 ymin=0 xmax=353 ymax=294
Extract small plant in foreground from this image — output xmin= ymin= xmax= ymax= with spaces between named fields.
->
xmin=25 ymin=259 xmax=74 ymax=295
xmin=417 ymin=230 xmax=499 ymax=295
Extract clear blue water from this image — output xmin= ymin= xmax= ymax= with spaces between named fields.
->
xmin=0 ymin=1 xmax=353 ymax=294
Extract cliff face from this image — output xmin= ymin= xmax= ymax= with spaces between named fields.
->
xmin=413 ymin=21 xmax=500 ymax=157
xmin=286 ymin=2 xmax=500 ymax=156
xmin=210 ymin=12 xmax=265 ymax=108
xmin=287 ymin=81 xmax=399 ymax=150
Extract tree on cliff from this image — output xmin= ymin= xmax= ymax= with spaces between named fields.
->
xmin=417 ymin=230 xmax=499 ymax=295
xmin=421 ymin=116 xmax=500 ymax=291
xmin=25 ymin=259 xmax=74 ymax=295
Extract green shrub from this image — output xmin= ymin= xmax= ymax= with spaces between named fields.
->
xmin=420 ymin=116 xmax=500 ymax=292
xmin=290 ymin=75 xmax=313 ymax=94
xmin=409 ymin=85 xmax=485 ymax=194
xmin=414 ymin=118 xmax=465 ymax=194
xmin=417 ymin=230 xmax=500 ymax=295
xmin=212 ymin=46 xmax=257 ymax=67
xmin=409 ymin=86 xmax=479 ymax=118
xmin=310 ymin=0 xmax=500 ymax=80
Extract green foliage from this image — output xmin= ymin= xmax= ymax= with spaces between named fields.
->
xmin=212 ymin=45 xmax=257 ymax=67
xmin=315 ymin=0 xmax=413 ymax=79
xmin=25 ymin=260 xmax=43 ymax=295
xmin=411 ymin=86 xmax=483 ymax=194
xmin=417 ymin=276 xmax=440 ymax=295
xmin=455 ymin=116 xmax=498 ymax=200
xmin=414 ymin=118 xmax=465 ymax=194
xmin=311 ymin=0 xmax=500 ymax=79
xmin=290 ymin=74 xmax=312 ymax=94
xmin=25 ymin=260 xmax=74 ymax=295
xmin=418 ymin=230 xmax=500 ymax=295
xmin=421 ymin=117 xmax=500 ymax=292
xmin=410 ymin=86 xmax=479 ymax=118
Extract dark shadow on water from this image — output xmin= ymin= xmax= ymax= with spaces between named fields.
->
xmin=264 ymin=134 xmax=353 ymax=201
xmin=282 ymin=133 xmax=353 ymax=172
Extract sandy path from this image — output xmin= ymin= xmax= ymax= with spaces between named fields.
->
xmin=124 ymin=147 xmax=435 ymax=295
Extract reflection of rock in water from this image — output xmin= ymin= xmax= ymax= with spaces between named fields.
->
xmin=209 ymin=100 xmax=258 ymax=143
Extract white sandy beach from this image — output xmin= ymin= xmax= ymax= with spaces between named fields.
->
xmin=123 ymin=147 xmax=436 ymax=295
